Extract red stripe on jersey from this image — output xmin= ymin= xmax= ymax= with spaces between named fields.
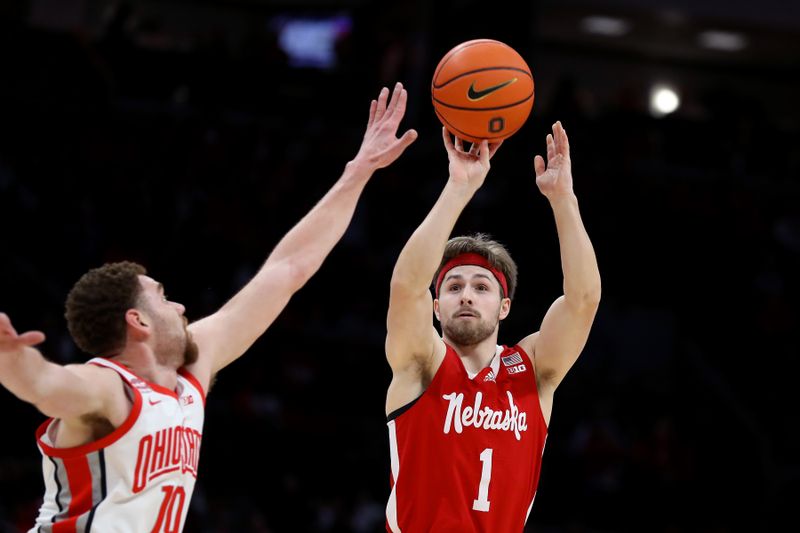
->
xmin=63 ymin=454 xmax=93 ymax=521
xmin=178 ymin=367 xmax=206 ymax=405
xmin=52 ymin=516 xmax=79 ymax=533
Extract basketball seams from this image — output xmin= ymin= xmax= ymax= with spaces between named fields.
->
xmin=432 ymin=66 xmax=533 ymax=90
xmin=431 ymin=39 xmax=533 ymax=143
xmin=431 ymin=92 xmax=534 ymax=112
xmin=434 ymin=108 xmax=523 ymax=142
xmin=432 ymin=39 xmax=508 ymax=84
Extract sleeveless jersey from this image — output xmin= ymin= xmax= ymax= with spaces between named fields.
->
xmin=386 ymin=343 xmax=548 ymax=533
xmin=29 ymin=357 xmax=206 ymax=533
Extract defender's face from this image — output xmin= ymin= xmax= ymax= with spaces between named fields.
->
xmin=137 ymin=275 xmax=198 ymax=366
xmin=434 ymin=265 xmax=510 ymax=346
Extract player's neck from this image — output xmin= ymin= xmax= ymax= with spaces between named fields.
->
xmin=113 ymin=345 xmax=179 ymax=392
xmin=447 ymin=334 xmax=499 ymax=375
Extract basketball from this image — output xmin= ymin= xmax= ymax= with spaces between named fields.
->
xmin=431 ymin=39 xmax=534 ymax=143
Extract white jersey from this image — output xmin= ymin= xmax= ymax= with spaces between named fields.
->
xmin=29 ymin=357 xmax=206 ymax=533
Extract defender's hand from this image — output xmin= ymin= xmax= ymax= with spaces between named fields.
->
xmin=0 ymin=313 xmax=45 ymax=357
xmin=353 ymin=82 xmax=418 ymax=171
xmin=534 ymin=121 xmax=574 ymax=199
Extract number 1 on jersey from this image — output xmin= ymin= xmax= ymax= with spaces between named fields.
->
xmin=472 ymin=448 xmax=493 ymax=512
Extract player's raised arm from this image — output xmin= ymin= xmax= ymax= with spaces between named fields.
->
xmin=186 ymin=83 xmax=417 ymax=387
xmin=519 ymin=121 xmax=601 ymax=395
xmin=0 ymin=313 xmax=127 ymax=422
xmin=385 ymin=130 xmax=501 ymax=404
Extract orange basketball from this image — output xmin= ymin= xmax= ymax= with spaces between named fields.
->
xmin=431 ymin=39 xmax=534 ymax=143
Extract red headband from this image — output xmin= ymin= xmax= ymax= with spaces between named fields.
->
xmin=435 ymin=253 xmax=508 ymax=298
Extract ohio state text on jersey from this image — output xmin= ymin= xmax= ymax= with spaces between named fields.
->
xmin=386 ymin=344 xmax=548 ymax=532
xmin=29 ymin=357 xmax=206 ymax=533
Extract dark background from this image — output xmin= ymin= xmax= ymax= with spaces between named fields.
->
xmin=1 ymin=0 xmax=799 ymax=531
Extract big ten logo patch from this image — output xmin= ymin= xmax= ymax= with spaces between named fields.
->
xmin=507 ymin=364 xmax=527 ymax=375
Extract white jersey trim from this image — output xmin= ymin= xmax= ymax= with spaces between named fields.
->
xmin=525 ymin=434 xmax=548 ymax=523
xmin=464 ymin=345 xmax=503 ymax=380
xmin=386 ymin=420 xmax=402 ymax=533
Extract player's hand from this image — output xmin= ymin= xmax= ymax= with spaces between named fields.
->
xmin=442 ymin=128 xmax=502 ymax=191
xmin=0 ymin=313 xmax=45 ymax=357
xmin=534 ymin=121 xmax=574 ymax=199
xmin=353 ymin=82 xmax=418 ymax=171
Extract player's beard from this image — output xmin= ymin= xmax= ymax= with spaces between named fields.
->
xmin=442 ymin=308 xmax=500 ymax=346
xmin=182 ymin=329 xmax=199 ymax=366
xmin=153 ymin=315 xmax=199 ymax=367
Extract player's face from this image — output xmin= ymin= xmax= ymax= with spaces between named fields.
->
xmin=435 ymin=265 xmax=510 ymax=346
xmin=138 ymin=276 xmax=198 ymax=367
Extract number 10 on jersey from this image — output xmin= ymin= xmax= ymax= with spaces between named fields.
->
xmin=152 ymin=485 xmax=186 ymax=533
xmin=472 ymin=448 xmax=493 ymax=512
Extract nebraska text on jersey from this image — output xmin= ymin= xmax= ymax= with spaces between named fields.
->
xmin=386 ymin=344 xmax=548 ymax=533
xmin=442 ymin=390 xmax=528 ymax=441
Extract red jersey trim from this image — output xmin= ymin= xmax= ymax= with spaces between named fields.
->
xmin=178 ymin=367 xmax=206 ymax=406
xmin=95 ymin=358 xmax=182 ymax=399
xmin=36 ymin=367 xmax=144 ymax=459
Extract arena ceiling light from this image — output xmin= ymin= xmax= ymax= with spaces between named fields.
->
xmin=580 ymin=16 xmax=631 ymax=37
xmin=698 ymin=30 xmax=748 ymax=52
xmin=649 ymin=84 xmax=680 ymax=117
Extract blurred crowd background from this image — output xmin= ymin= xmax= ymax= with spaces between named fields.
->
xmin=1 ymin=0 xmax=799 ymax=532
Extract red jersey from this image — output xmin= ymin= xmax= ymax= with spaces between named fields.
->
xmin=386 ymin=343 xmax=547 ymax=533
